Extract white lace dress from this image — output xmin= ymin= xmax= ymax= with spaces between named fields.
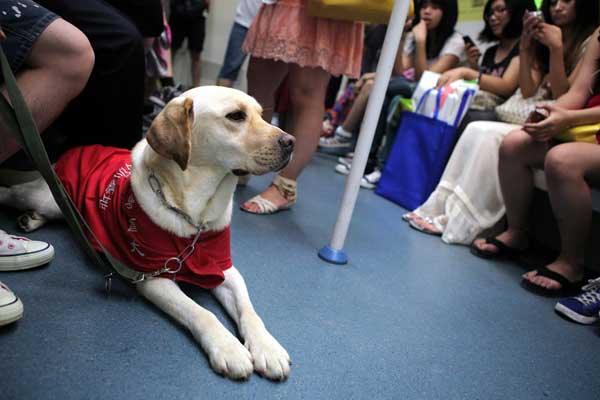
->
xmin=413 ymin=121 xmax=521 ymax=245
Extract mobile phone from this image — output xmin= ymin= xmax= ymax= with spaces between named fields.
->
xmin=462 ymin=35 xmax=475 ymax=46
xmin=528 ymin=10 xmax=544 ymax=22
xmin=528 ymin=108 xmax=548 ymax=123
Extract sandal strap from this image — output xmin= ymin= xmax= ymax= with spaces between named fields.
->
xmin=243 ymin=194 xmax=278 ymax=214
xmin=272 ymin=175 xmax=297 ymax=203
xmin=485 ymin=237 xmax=518 ymax=256
xmin=535 ymin=266 xmax=581 ymax=291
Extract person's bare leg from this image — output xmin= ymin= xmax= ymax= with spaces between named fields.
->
xmin=190 ymin=50 xmax=202 ymax=87
xmin=2 ymin=18 xmax=93 ymax=135
xmin=340 ymin=79 xmax=373 ymax=133
xmin=522 ymin=143 xmax=600 ymax=289
xmin=242 ymin=64 xmax=330 ymax=212
xmin=0 ymin=18 xmax=93 ymax=162
xmin=473 ymin=129 xmax=547 ymax=253
xmin=245 ymin=57 xmax=289 ymax=124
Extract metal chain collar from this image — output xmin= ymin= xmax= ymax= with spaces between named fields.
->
xmin=148 ymin=169 xmax=203 ymax=232
xmin=126 ymin=169 xmax=209 ymax=283
xmin=131 ymin=227 xmax=204 ymax=283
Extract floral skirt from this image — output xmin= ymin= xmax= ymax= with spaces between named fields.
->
xmin=242 ymin=0 xmax=364 ymax=78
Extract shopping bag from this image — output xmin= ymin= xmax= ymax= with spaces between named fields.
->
xmin=411 ymin=71 xmax=477 ymax=126
xmin=375 ymin=88 xmax=471 ymax=210
xmin=306 ymin=0 xmax=413 ymax=24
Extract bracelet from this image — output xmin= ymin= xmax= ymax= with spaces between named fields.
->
xmin=477 ymin=71 xmax=483 ymax=83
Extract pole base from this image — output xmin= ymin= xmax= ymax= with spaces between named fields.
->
xmin=318 ymin=246 xmax=348 ymax=265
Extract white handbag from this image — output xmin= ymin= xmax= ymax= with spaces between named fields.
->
xmin=495 ymin=86 xmax=553 ymax=125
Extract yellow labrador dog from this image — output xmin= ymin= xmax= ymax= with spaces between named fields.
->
xmin=0 ymin=86 xmax=294 ymax=380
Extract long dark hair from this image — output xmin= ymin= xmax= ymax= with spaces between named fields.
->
xmin=479 ymin=0 xmax=536 ymax=42
xmin=412 ymin=0 xmax=459 ymax=59
xmin=538 ymin=0 xmax=599 ymax=74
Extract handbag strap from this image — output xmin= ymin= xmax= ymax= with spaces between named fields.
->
xmin=0 ymin=46 xmax=147 ymax=289
xmin=415 ymin=87 xmax=443 ymax=120
xmin=451 ymin=88 xmax=476 ymax=128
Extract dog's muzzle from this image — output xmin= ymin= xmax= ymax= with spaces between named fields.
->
xmin=275 ymin=133 xmax=295 ymax=171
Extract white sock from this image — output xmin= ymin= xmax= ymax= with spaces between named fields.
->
xmin=334 ymin=126 xmax=353 ymax=139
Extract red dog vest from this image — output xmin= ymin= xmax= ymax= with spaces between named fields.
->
xmin=55 ymin=145 xmax=232 ymax=288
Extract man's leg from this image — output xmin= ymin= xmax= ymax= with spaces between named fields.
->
xmin=216 ymin=22 xmax=249 ymax=87
xmin=0 ymin=1 xmax=93 ymax=163
xmin=188 ymin=16 xmax=206 ymax=87
xmin=190 ymin=50 xmax=202 ymax=87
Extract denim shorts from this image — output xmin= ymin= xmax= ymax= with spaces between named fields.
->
xmin=0 ymin=0 xmax=58 ymax=73
xmin=217 ymin=22 xmax=249 ymax=82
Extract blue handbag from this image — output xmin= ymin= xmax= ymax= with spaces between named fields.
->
xmin=375 ymin=88 xmax=473 ymax=210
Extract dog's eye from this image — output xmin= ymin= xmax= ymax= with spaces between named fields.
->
xmin=226 ymin=111 xmax=246 ymax=122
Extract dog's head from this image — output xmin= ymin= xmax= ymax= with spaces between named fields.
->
xmin=146 ymin=86 xmax=295 ymax=176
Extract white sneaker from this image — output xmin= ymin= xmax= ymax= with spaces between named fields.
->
xmin=337 ymin=156 xmax=353 ymax=169
xmin=334 ymin=163 xmax=351 ymax=175
xmin=361 ymin=169 xmax=381 ymax=189
xmin=0 ymin=281 xmax=23 ymax=326
xmin=0 ymin=230 xmax=54 ymax=271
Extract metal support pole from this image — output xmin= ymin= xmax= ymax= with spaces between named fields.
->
xmin=319 ymin=0 xmax=411 ymax=264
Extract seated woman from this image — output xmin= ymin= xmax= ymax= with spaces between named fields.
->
xmin=328 ymin=0 xmax=464 ymax=186
xmin=472 ymin=27 xmax=600 ymax=296
xmin=435 ymin=0 xmax=528 ymax=122
xmin=406 ymin=0 xmax=598 ymax=243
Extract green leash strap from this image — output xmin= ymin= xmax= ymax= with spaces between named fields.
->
xmin=0 ymin=46 xmax=146 ymax=288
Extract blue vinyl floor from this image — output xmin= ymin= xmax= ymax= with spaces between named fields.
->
xmin=1 ymin=152 xmax=599 ymax=400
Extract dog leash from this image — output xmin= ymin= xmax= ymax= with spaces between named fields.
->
xmin=0 ymin=46 xmax=177 ymax=291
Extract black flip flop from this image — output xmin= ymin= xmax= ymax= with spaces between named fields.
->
xmin=521 ymin=266 xmax=585 ymax=297
xmin=470 ymin=237 xmax=525 ymax=260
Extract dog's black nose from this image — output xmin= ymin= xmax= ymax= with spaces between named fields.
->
xmin=278 ymin=134 xmax=295 ymax=151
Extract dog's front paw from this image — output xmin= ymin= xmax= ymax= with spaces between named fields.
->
xmin=204 ymin=329 xmax=254 ymax=380
xmin=245 ymin=328 xmax=291 ymax=381
xmin=17 ymin=211 xmax=46 ymax=232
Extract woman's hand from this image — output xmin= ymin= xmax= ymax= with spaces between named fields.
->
xmin=533 ymin=22 xmax=563 ymax=51
xmin=354 ymin=72 xmax=375 ymax=92
xmin=520 ymin=13 xmax=541 ymax=53
xmin=465 ymin=43 xmax=481 ymax=70
xmin=436 ymin=68 xmax=467 ymax=88
xmin=523 ymin=103 xmax=573 ymax=142
xmin=412 ymin=20 xmax=427 ymax=44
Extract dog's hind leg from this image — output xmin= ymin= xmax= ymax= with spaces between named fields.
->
xmin=136 ymin=277 xmax=254 ymax=380
xmin=212 ymin=266 xmax=291 ymax=381
xmin=0 ymin=178 xmax=63 ymax=232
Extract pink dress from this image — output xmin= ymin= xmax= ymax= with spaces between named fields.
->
xmin=243 ymin=0 xmax=364 ymax=78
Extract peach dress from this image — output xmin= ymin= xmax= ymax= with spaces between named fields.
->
xmin=242 ymin=0 xmax=364 ymax=78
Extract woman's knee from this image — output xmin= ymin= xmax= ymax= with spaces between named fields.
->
xmin=499 ymin=129 xmax=533 ymax=161
xmin=544 ymin=144 xmax=584 ymax=183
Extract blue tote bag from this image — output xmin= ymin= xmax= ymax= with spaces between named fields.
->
xmin=375 ymin=88 xmax=473 ymax=210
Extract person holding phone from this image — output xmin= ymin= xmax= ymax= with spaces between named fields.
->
xmin=405 ymin=0 xmax=597 ymax=244
xmin=435 ymin=0 xmax=529 ymax=98
xmin=485 ymin=27 xmax=600 ymax=297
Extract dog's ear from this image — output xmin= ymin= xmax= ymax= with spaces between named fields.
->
xmin=146 ymin=97 xmax=194 ymax=171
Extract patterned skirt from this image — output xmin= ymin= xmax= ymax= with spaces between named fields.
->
xmin=242 ymin=0 xmax=364 ymax=78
